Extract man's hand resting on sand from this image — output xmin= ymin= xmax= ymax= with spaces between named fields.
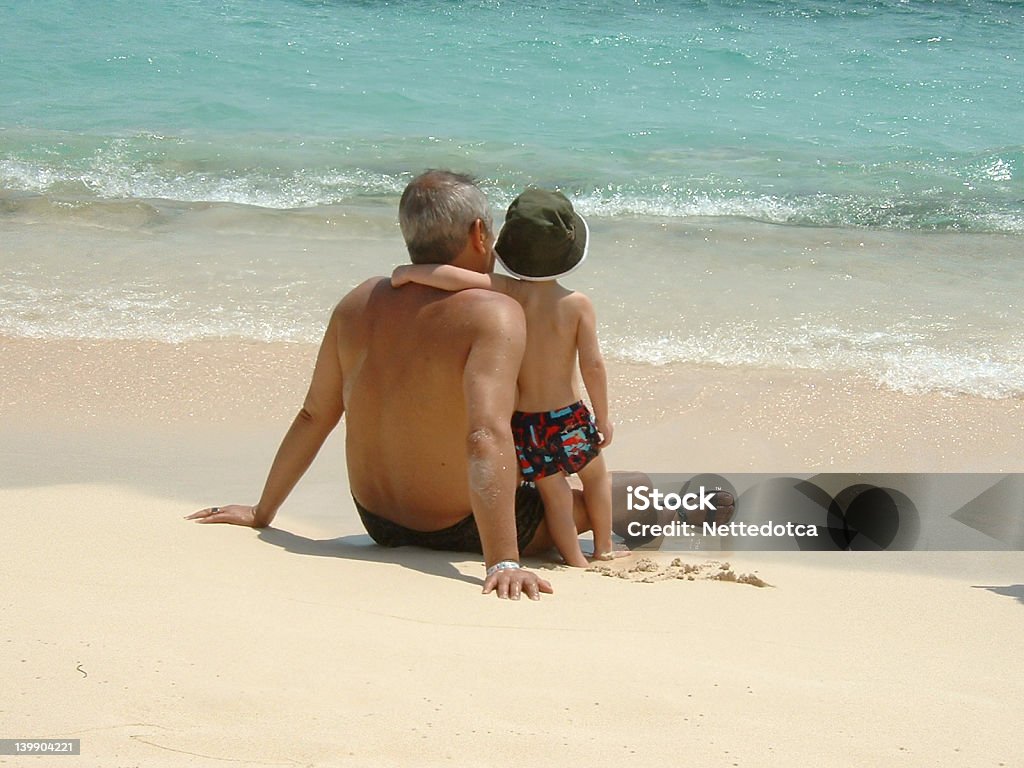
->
xmin=482 ymin=567 xmax=553 ymax=600
xmin=186 ymin=505 xmax=262 ymax=527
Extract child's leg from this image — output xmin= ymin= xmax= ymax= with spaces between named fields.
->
xmin=577 ymin=453 xmax=615 ymax=558
xmin=534 ymin=472 xmax=589 ymax=567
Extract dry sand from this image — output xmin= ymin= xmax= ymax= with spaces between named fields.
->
xmin=2 ymin=337 xmax=1023 ymax=767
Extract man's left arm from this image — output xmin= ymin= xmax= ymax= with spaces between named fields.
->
xmin=461 ymin=292 xmax=552 ymax=600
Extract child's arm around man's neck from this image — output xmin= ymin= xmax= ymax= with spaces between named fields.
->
xmin=391 ymin=263 xmax=518 ymax=297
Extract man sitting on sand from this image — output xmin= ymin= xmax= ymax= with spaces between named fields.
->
xmin=188 ymin=170 xmax=622 ymax=599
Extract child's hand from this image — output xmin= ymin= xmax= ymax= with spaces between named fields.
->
xmin=596 ymin=418 xmax=614 ymax=448
xmin=391 ymin=265 xmax=412 ymax=287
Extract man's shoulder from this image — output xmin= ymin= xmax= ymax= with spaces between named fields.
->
xmin=447 ymin=288 xmax=526 ymax=340
xmin=461 ymin=285 xmax=523 ymax=314
xmin=450 ymin=284 xmax=521 ymax=309
xmin=331 ymin=276 xmax=388 ymax=318
xmin=340 ymin=276 xmax=388 ymax=304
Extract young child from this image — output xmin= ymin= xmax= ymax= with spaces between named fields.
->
xmin=392 ymin=188 xmax=617 ymax=567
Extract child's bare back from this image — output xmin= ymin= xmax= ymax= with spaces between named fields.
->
xmin=503 ymin=280 xmax=599 ymax=413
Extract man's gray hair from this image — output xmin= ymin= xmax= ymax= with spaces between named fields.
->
xmin=399 ymin=170 xmax=493 ymax=264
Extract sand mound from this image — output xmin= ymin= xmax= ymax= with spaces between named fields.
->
xmin=587 ymin=556 xmax=771 ymax=587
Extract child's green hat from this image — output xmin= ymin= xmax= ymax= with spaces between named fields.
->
xmin=494 ymin=189 xmax=589 ymax=281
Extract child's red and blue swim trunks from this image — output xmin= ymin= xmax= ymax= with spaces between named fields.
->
xmin=511 ymin=400 xmax=601 ymax=480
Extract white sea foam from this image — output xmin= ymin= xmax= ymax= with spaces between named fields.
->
xmin=0 ymin=154 xmax=407 ymax=211
xmin=603 ymin=325 xmax=1024 ymax=400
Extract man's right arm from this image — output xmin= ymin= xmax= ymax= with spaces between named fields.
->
xmin=187 ymin=284 xmax=359 ymax=528
xmin=248 ymin=301 xmax=346 ymax=527
xmin=460 ymin=291 xmax=552 ymax=600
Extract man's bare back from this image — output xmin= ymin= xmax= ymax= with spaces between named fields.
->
xmin=340 ymin=279 xmax=523 ymax=531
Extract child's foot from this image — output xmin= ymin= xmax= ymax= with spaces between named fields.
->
xmin=589 ymin=547 xmax=630 ymax=561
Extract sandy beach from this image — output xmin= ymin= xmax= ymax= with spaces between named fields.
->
xmin=2 ymin=337 xmax=1023 ymax=767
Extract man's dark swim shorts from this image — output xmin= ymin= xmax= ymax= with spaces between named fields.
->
xmin=354 ymin=484 xmax=545 ymax=553
xmin=511 ymin=400 xmax=601 ymax=480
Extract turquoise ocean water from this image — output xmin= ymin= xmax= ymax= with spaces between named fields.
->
xmin=2 ymin=0 xmax=1023 ymax=396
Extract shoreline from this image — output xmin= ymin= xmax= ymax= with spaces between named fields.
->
xmin=7 ymin=332 xmax=1024 ymax=549
xmin=5 ymin=212 xmax=1024 ymax=401
xmin=3 ymin=335 xmax=1022 ymax=470
xmin=4 ymin=332 xmax=1023 ymax=552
